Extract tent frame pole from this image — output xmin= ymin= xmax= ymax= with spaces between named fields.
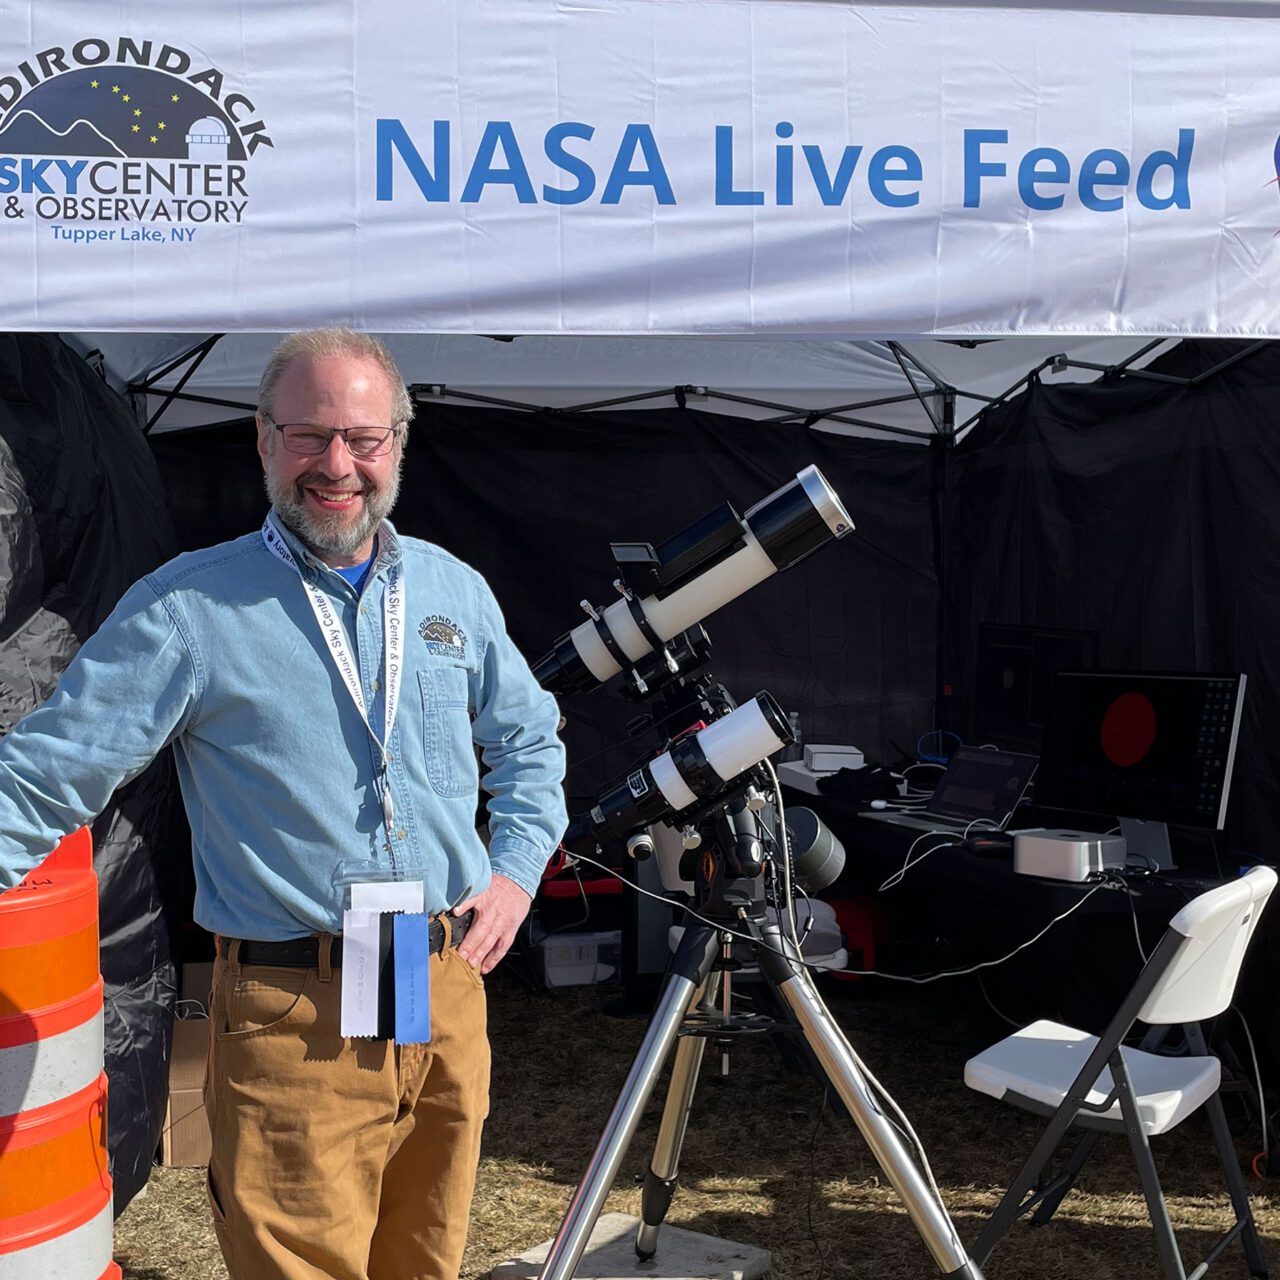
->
xmin=137 ymin=335 xmax=225 ymax=434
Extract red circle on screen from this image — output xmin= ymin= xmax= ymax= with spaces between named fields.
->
xmin=1100 ymin=693 xmax=1157 ymax=767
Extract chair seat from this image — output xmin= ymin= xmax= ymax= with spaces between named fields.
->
xmin=965 ymin=1019 xmax=1221 ymax=1135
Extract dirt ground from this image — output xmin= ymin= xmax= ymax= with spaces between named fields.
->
xmin=115 ymin=969 xmax=1280 ymax=1279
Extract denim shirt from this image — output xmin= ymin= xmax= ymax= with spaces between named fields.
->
xmin=0 ymin=513 xmax=568 ymax=939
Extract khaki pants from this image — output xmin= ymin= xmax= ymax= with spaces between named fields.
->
xmin=204 ymin=928 xmax=490 ymax=1280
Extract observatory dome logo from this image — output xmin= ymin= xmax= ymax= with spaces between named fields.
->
xmin=0 ymin=37 xmax=272 ymax=242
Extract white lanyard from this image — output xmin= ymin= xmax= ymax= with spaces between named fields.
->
xmin=262 ymin=516 xmax=404 ymax=834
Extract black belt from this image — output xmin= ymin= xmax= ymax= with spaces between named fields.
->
xmin=222 ymin=909 xmax=475 ymax=969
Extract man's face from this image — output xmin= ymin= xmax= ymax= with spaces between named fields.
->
xmin=257 ymin=354 xmax=403 ymax=566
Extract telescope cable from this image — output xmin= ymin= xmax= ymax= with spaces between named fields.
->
xmin=565 ymin=851 xmax=1111 ymax=986
xmin=762 ymin=758 xmax=803 ymax=951
xmin=561 ymin=847 xmax=1106 ymax=1256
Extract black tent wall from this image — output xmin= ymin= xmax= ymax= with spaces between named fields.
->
xmin=946 ymin=339 xmax=1280 ymax=860
xmin=0 ymin=334 xmax=186 ymax=1212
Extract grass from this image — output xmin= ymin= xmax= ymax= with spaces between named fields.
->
xmin=115 ymin=969 xmax=1280 ymax=1279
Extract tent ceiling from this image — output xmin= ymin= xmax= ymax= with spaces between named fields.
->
xmin=63 ymin=333 xmax=1176 ymax=441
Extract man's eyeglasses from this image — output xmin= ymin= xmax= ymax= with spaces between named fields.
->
xmin=267 ymin=417 xmax=404 ymax=458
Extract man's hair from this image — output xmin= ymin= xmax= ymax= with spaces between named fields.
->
xmin=258 ymin=328 xmax=415 ymax=427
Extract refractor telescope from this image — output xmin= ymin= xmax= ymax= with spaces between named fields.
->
xmin=533 ymin=466 xmax=853 ymax=697
xmin=560 ymin=692 xmax=792 ymax=857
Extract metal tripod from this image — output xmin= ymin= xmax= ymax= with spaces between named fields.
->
xmin=537 ymin=812 xmax=985 ymax=1280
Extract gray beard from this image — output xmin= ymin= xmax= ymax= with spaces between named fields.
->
xmin=264 ymin=461 xmax=402 ymax=562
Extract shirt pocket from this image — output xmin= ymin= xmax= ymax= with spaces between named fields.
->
xmin=419 ymin=665 xmax=478 ymax=798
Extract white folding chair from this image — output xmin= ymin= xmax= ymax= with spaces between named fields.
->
xmin=965 ymin=865 xmax=1277 ymax=1280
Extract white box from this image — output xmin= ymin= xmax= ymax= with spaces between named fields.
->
xmin=1014 ymin=829 xmax=1127 ymax=881
xmin=776 ymin=760 xmax=833 ymax=796
xmin=803 ymin=743 xmax=864 ymax=772
xmin=535 ymin=929 xmax=621 ymax=988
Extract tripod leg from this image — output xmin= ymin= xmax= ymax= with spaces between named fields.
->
xmin=636 ymin=970 xmax=721 ymax=1260
xmin=756 ymin=923 xmax=985 ymax=1279
xmin=538 ymin=925 xmax=721 ymax=1280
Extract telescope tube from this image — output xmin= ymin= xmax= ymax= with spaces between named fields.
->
xmin=562 ymin=693 xmax=791 ymax=850
xmin=534 ymin=466 xmax=852 ymax=695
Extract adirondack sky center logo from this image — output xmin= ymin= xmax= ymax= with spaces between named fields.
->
xmin=0 ymin=36 xmax=272 ymax=243
xmin=419 ymin=616 xmax=467 ymax=661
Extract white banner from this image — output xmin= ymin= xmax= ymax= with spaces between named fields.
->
xmin=0 ymin=0 xmax=1277 ymax=336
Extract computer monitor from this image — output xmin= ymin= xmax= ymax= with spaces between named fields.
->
xmin=973 ymin=623 xmax=1098 ymax=749
xmin=1036 ymin=670 xmax=1246 ymax=868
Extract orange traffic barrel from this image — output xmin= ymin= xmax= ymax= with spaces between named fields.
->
xmin=0 ymin=829 xmax=120 ymax=1280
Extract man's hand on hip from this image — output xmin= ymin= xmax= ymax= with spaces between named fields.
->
xmin=452 ymin=874 xmax=532 ymax=974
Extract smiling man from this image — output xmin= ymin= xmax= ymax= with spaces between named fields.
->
xmin=257 ymin=343 xmax=404 ymax=569
xmin=0 ymin=328 xmax=568 ymax=1279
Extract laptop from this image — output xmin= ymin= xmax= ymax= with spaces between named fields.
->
xmin=864 ymin=746 xmax=1038 ymax=834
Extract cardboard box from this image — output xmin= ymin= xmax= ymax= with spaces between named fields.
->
xmin=181 ymin=961 xmax=214 ymax=1014
xmin=162 ymin=1016 xmax=212 ymax=1168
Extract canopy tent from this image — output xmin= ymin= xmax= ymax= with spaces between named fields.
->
xmin=1 ymin=0 xmax=1279 ymax=1225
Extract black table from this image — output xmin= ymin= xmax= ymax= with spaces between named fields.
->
xmin=791 ymin=788 xmax=1226 ymax=1032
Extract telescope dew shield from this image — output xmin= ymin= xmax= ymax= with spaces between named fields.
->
xmin=744 ymin=466 xmax=853 ymax=573
xmin=785 ymin=806 xmax=847 ymax=894
xmin=564 ymin=694 xmax=792 ymax=849
xmin=533 ymin=466 xmax=854 ymax=695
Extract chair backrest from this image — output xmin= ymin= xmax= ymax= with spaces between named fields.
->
xmin=1139 ymin=865 xmax=1277 ymax=1026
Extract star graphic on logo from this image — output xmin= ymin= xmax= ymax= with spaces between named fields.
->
xmin=90 ymin=80 xmax=99 ymax=89
xmin=158 ymin=121 xmax=166 ymax=131
xmin=122 ymin=93 xmax=131 ymax=103
xmin=111 ymin=85 xmax=120 ymax=93
xmin=131 ymin=124 xmax=140 ymax=133
xmin=149 ymin=134 xmax=158 ymax=144
xmin=170 ymin=93 xmax=180 ymax=102
xmin=133 ymin=108 xmax=141 ymax=117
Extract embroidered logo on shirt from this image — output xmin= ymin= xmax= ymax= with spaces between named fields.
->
xmin=418 ymin=615 xmax=467 ymax=660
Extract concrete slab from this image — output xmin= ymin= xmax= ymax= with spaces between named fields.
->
xmin=490 ymin=1212 xmax=771 ymax=1280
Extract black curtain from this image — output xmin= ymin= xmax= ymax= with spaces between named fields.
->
xmin=10 ymin=333 xmax=1280 ymax=1203
xmin=946 ymin=341 xmax=1280 ymax=859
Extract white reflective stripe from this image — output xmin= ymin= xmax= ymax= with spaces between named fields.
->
xmin=649 ymin=754 xmax=697 ymax=813
xmin=0 ymin=1010 xmax=103 ymax=1118
xmin=262 ymin=516 xmax=403 ymax=829
xmin=0 ymin=1194 xmax=112 ymax=1278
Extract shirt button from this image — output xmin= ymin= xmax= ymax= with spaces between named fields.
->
xmin=396 ymin=829 xmax=407 ymax=840
xmin=372 ymin=678 xmax=381 ymax=692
